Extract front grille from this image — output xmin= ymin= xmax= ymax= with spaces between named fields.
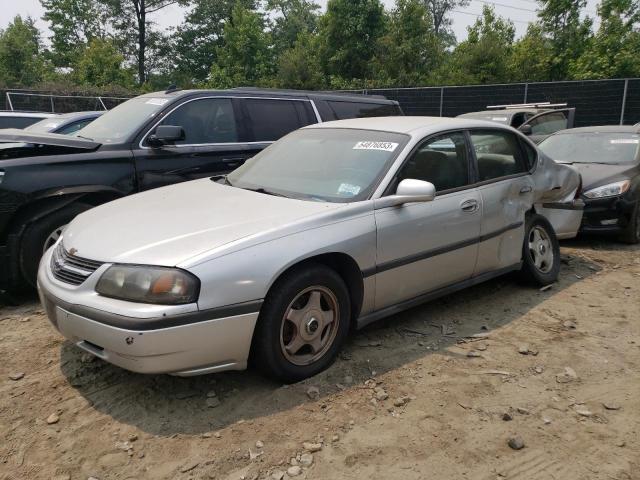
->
xmin=51 ymin=243 xmax=104 ymax=286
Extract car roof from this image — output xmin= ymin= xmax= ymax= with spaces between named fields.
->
xmin=554 ymin=125 xmax=640 ymax=135
xmin=306 ymin=116 xmax=515 ymax=135
xmin=138 ymin=88 xmax=397 ymax=104
xmin=459 ymin=108 xmax=545 ymax=117
xmin=55 ymin=111 xmax=104 ymax=120
xmin=0 ymin=111 xmax=58 ymax=118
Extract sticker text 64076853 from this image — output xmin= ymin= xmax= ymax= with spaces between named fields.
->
xmin=353 ymin=141 xmax=399 ymax=152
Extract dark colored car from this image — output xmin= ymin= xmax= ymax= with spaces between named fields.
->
xmin=0 ymin=88 xmax=403 ymax=289
xmin=458 ymin=104 xmax=576 ymax=144
xmin=25 ymin=111 xmax=103 ymax=135
xmin=539 ymin=125 xmax=640 ymax=243
xmin=0 ymin=111 xmax=58 ymax=129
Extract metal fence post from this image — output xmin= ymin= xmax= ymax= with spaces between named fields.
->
xmin=439 ymin=87 xmax=444 ymax=117
xmin=524 ymin=83 xmax=529 ymax=104
xmin=620 ymin=79 xmax=629 ymax=125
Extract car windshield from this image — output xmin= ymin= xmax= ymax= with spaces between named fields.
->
xmin=539 ymin=132 xmax=640 ymax=165
xmin=74 ymin=97 xmax=169 ymax=143
xmin=227 ymin=128 xmax=409 ymax=203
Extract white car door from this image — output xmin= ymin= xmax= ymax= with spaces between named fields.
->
xmin=374 ymin=131 xmax=482 ymax=310
xmin=469 ymin=129 xmax=535 ymax=276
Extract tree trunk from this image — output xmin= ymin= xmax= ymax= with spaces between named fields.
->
xmin=138 ymin=0 xmax=146 ymax=84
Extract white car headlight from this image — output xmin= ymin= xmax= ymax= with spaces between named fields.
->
xmin=583 ymin=180 xmax=630 ymax=199
xmin=96 ymin=265 xmax=199 ymax=305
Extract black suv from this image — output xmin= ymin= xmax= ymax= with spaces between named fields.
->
xmin=0 ymin=88 xmax=402 ymax=289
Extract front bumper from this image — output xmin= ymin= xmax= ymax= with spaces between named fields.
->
xmin=581 ymin=195 xmax=636 ymax=234
xmin=37 ymin=248 xmax=260 ymax=376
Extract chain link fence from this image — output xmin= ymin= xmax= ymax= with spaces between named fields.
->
xmin=0 ymin=90 xmax=132 ymax=113
xmin=347 ymin=78 xmax=640 ymax=127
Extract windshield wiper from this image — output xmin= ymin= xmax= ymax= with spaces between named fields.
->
xmin=245 ymin=187 xmax=288 ymax=198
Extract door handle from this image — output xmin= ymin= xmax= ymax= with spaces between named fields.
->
xmin=461 ymin=199 xmax=479 ymax=213
xmin=520 ymin=186 xmax=533 ymax=194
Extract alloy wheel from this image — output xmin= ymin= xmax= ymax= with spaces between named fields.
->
xmin=528 ymin=225 xmax=554 ymax=274
xmin=279 ymin=286 xmax=340 ymax=366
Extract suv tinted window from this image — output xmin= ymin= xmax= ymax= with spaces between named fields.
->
xmin=397 ymin=132 xmax=469 ymax=192
xmin=471 ymin=130 xmax=527 ymax=181
xmin=159 ymin=98 xmax=238 ymax=144
xmin=527 ymin=112 xmax=568 ymax=135
xmin=328 ymin=101 xmax=401 ymax=120
xmin=0 ymin=116 xmax=42 ymax=128
xmin=243 ymin=99 xmax=313 ymax=142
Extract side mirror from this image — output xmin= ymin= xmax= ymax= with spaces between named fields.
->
xmin=374 ymin=179 xmax=436 ymax=209
xmin=148 ymin=125 xmax=185 ymax=147
xmin=519 ymin=124 xmax=533 ymax=135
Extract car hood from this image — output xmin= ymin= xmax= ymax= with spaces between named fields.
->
xmin=0 ymin=129 xmax=101 ymax=149
xmin=62 ymin=178 xmax=344 ymax=266
xmin=557 ymin=162 xmax=637 ymax=191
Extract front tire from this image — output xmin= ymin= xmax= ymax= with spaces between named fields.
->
xmin=20 ymin=203 xmax=91 ymax=287
xmin=252 ymin=263 xmax=351 ymax=383
xmin=519 ymin=214 xmax=560 ymax=286
xmin=619 ymin=200 xmax=640 ymax=244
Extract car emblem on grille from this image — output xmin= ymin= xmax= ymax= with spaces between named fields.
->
xmin=69 ymin=248 xmax=78 ymax=256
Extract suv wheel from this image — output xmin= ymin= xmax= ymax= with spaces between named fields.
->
xmin=20 ymin=203 xmax=91 ymax=287
xmin=252 ymin=264 xmax=350 ymax=383
xmin=519 ymin=214 xmax=560 ymax=286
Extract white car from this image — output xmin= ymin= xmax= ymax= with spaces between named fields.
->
xmin=38 ymin=117 xmax=582 ymax=382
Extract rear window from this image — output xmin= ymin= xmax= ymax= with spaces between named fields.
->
xmin=243 ymin=98 xmax=315 ymax=142
xmin=0 ymin=116 xmax=45 ymax=129
xmin=328 ymin=101 xmax=402 ymax=120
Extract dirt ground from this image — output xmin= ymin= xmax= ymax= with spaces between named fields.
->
xmin=1 ymin=236 xmax=639 ymax=480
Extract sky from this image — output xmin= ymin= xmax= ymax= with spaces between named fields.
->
xmin=1 ymin=0 xmax=601 ymax=44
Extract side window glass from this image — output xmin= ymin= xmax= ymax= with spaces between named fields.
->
xmin=471 ymin=130 xmax=527 ymax=181
xmin=527 ymin=112 xmax=568 ymax=135
xmin=328 ymin=101 xmax=400 ymax=120
xmin=520 ymin=140 xmax=537 ymax=170
xmin=244 ymin=99 xmax=310 ymax=142
xmin=397 ymin=132 xmax=469 ymax=192
xmin=158 ymin=98 xmax=238 ymax=145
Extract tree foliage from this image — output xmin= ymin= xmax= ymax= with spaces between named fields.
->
xmin=72 ymin=38 xmax=135 ymax=87
xmin=0 ymin=16 xmax=50 ymax=87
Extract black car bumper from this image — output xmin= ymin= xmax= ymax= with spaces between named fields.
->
xmin=581 ymin=195 xmax=636 ymax=234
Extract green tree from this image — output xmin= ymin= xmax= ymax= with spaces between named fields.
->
xmin=571 ymin=0 xmax=640 ymax=79
xmin=207 ymin=4 xmax=273 ymax=88
xmin=173 ymin=0 xmax=256 ymax=84
xmin=375 ymin=0 xmax=443 ymax=86
xmin=537 ymin=0 xmax=593 ymax=80
xmin=447 ymin=6 xmax=515 ymax=84
xmin=423 ymin=0 xmax=469 ymax=44
xmin=320 ymin=0 xmax=386 ymax=83
xmin=40 ymin=0 xmax=109 ymax=67
xmin=267 ymin=0 xmax=320 ymax=54
xmin=276 ymin=31 xmax=326 ymax=89
xmin=0 ymin=16 xmax=49 ymax=87
xmin=509 ymin=24 xmax=554 ymax=82
xmin=72 ymin=38 xmax=135 ymax=87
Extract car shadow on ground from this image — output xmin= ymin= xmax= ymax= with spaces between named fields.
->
xmin=56 ymin=248 xmax=606 ymax=437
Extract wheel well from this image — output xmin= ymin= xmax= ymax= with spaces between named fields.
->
xmin=6 ymin=191 xmax=123 ymax=239
xmin=272 ymin=253 xmax=365 ymax=327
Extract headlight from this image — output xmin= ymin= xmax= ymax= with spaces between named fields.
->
xmin=583 ymin=180 xmax=630 ymax=199
xmin=96 ymin=265 xmax=199 ymax=305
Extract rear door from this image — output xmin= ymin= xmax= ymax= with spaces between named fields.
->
xmin=133 ymin=96 xmax=251 ymax=191
xmin=470 ymin=129 xmax=535 ymax=276
xmin=519 ymin=108 xmax=576 ymax=143
xmin=374 ymin=131 xmax=482 ymax=310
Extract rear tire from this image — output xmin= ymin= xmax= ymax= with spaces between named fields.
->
xmin=252 ymin=263 xmax=351 ymax=383
xmin=20 ymin=203 xmax=91 ymax=287
xmin=519 ymin=214 xmax=560 ymax=286
xmin=619 ymin=200 xmax=640 ymax=244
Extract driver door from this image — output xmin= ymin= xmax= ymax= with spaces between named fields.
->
xmin=519 ymin=108 xmax=576 ymax=144
xmin=374 ymin=131 xmax=482 ymax=310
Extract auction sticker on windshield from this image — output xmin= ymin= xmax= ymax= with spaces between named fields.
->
xmin=338 ymin=183 xmax=361 ymax=196
xmin=353 ymin=141 xmax=399 ymax=152
xmin=610 ymin=139 xmax=639 ymax=144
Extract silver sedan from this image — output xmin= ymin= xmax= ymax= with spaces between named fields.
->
xmin=38 ymin=117 xmax=582 ymax=382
